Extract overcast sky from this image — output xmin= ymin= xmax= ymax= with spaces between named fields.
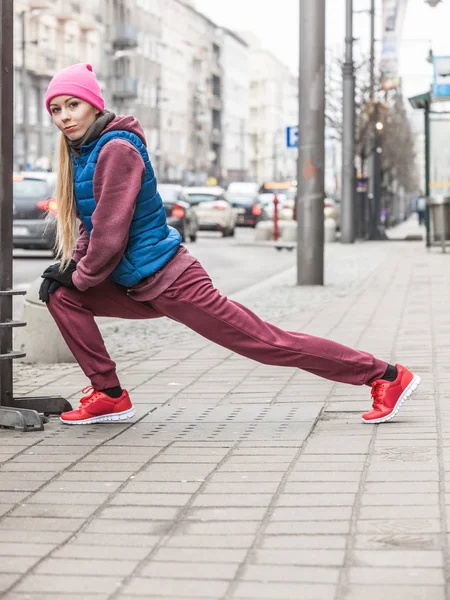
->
xmin=193 ymin=0 xmax=450 ymax=103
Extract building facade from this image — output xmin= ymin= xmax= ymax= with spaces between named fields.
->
xmin=242 ymin=33 xmax=298 ymax=183
xmin=221 ymin=29 xmax=250 ymax=183
xmin=14 ymin=0 xmax=103 ymax=171
xmin=14 ymin=0 xmax=295 ymax=189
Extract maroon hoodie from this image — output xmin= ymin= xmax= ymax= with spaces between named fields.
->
xmin=71 ymin=116 xmax=195 ymax=297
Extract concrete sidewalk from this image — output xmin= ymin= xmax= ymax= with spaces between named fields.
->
xmin=1 ymin=221 xmax=449 ymax=600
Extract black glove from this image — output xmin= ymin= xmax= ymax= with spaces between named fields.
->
xmin=39 ymin=260 xmax=77 ymax=303
xmin=39 ymin=278 xmax=62 ymax=303
xmin=42 ymin=260 xmax=76 ymax=280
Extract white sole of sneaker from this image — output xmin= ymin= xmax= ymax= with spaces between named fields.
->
xmin=361 ymin=374 xmax=421 ymax=424
xmin=60 ymin=407 xmax=136 ymax=425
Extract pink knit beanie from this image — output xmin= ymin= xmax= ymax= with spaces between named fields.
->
xmin=45 ymin=63 xmax=104 ymax=114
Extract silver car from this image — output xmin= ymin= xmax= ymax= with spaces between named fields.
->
xmin=183 ymin=186 xmax=237 ymax=237
xmin=13 ymin=172 xmax=57 ymax=251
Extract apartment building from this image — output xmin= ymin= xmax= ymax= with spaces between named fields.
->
xmin=14 ymin=0 xmax=103 ymax=170
xmin=242 ymin=33 xmax=298 ymax=183
xmin=221 ymin=29 xmax=250 ymax=183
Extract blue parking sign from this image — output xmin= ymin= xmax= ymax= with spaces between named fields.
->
xmin=286 ymin=126 xmax=299 ymax=148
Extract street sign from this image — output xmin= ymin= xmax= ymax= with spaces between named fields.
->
xmin=286 ymin=125 xmax=299 ymax=148
xmin=432 ymin=56 xmax=450 ymax=98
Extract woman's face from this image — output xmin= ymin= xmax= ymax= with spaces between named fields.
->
xmin=49 ymin=96 xmax=99 ymax=140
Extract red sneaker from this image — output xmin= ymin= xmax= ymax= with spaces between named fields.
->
xmin=362 ymin=364 xmax=421 ymax=424
xmin=60 ymin=386 xmax=135 ymax=425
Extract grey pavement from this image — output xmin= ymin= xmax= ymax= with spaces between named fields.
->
xmin=1 ymin=215 xmax=448 ymax=600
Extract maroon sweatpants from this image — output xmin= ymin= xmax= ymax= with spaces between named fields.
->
xmin=47 ymin=260 xmax=388 ymax=390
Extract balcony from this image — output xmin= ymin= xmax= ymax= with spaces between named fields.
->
xmin=112 ymin=77 xmax=138 ymax=100
xmin=209 ymin=95 xmax=222 ymax=111
xmin=112 ymin=24 xmax=138 ymax=50
xmin=33 ymin=51 xmax=57 ymax=77
xmin=211 ymin=128 xmax=222 ymax=145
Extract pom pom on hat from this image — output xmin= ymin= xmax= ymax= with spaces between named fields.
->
xmin=45 ymin=63 xmax=104 ymax=114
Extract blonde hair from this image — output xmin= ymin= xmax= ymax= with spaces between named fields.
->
xmin=55 ymin=133 xmax=77 ymax=269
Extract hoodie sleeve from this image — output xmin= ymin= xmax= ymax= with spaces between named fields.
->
xmin=72 ymin=220 xmax=89 ymax=263
xmin=71 ymin=139 xmax=145 ymax=291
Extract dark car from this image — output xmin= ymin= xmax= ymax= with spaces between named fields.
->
xmin=158 ymin=183 xmax=199 ymax=243
xmin=225 ymin=192 xmax=269 ymax=227
xmin=13 ymin=173 xmax=57 ymax=251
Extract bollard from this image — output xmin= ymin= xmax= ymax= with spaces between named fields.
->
xmin=15 ymin=278 xmax=76 ymax=364
xmin=280 ymin=221 xmax=297 ymax=242
xmin=324 ymin=217 xmax=337 ymax=243
xmin=273 ymin=194 xmax=280 ymax=241
xmin=254 ymin=221 xmax=273 ymax=241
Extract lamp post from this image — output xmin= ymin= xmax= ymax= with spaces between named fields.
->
xmin=20 ymin=10 xmax=28 ymax=170
xmin=341 ymin=0 xmax=355 ymax=243
xmin=297 ymin=0 xmax=325 ymax=286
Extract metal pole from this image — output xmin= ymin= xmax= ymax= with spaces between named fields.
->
xmin=0 ymin=0 xmax=15 ymax=406
xmin=373 ymin=119 xmax=382 ymax=236
xmin=369 ymin=0 xmax=375 ymax=104
xmin=21 ymin=10 xmax=28 ymax=171
xmin=0 ymin=0 xmax=72 ymax=429
xmin=341 ymin=0 xmax=355 ymax=243
xmin=297 ymin=0 xmax=325 ymax=286
xmin=424 ymin=102 xmax=431 ymax=247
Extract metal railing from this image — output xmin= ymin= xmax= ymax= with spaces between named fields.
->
xmin=0 ymin=1 xmax=71 ymax=431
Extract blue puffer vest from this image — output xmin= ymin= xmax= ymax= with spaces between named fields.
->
xmin=72 ymin=130 xmax=181 ymax=287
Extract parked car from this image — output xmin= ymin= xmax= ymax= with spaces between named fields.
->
xmin=158 ymin=183 xmax=199 ymax=243
xmin=225 ymin=192 xmax=269 ymax=227
xmin=183 ymin=186 xmax=237 ymax=237
xmin=12 ymin=172 xmax=57 ymax=251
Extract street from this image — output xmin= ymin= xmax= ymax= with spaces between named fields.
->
xmin=12 ymin=228 xmax=296 ymax=320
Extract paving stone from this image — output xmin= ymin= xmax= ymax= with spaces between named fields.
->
xmin=108 ymin=493 xmax=192 ymax=507
xmin=84 ymin=519 xmax=173 ymax=536
xmin=251 ymin=548 xmax=345 ymax=567
xmin=151 ymin=547 xmax=247 ymax=563
xmin=10 ymin=503 xmax=97 ymax=519
xmin=52 ymin=544 xmax=150 ymax=560
xmin=122 ymin=577 xmax=229 ymax=597
xmin=231 ymin=581 xmax=336 ymax=600
xmin=165 ymin=534 xmax=255 ymax=549
xmin=177 ymin=521 xmax=260 ymax=535
xmin=271 ymin=506 xmax=353 ymax=521
xmin=14 ymin=574 xmax=123 ymax=594
xmin=356 ymin=518 xmax=442 ymax=535
xmin=359 ymin=505 xmax=440 ymax=520
xmin=360 ymin=493 xmax=439 ymax=506
xmin=260 ymin=535 xmax=347 ymax=550
xmin=242 ymin=564 xmax=340 ymax=584
xmin=352 ymin=549 xmax=443 ymax=567
xmin=276 ymin=493 xmax=355 ymax=506
xmin=343 ymin=585 xmax=446 ymax=600
xmin=34 ymin=558 xmax=138 ymax=576
xmin=354 ymin=533 xmax=441 ymax=551
xmin=140 ymin=561 xmax=239 ymax=579
xmin=0 ymin=517 xmax=84 ymax=533
xmin=265 ymin=521 xmax=351 ymax=535
xmin=191 ymin=494 xmax=272 ymax=508
xmin=0 ymin=556 xmax=40 ymax=574
xmin=97 ymin=506 xmax=180 ymax=520
xmin=348 ymin=567 xmax=444 ymax=585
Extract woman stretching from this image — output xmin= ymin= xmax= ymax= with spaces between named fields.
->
xmin=39 ymin=63 xmax=420 ymax=425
